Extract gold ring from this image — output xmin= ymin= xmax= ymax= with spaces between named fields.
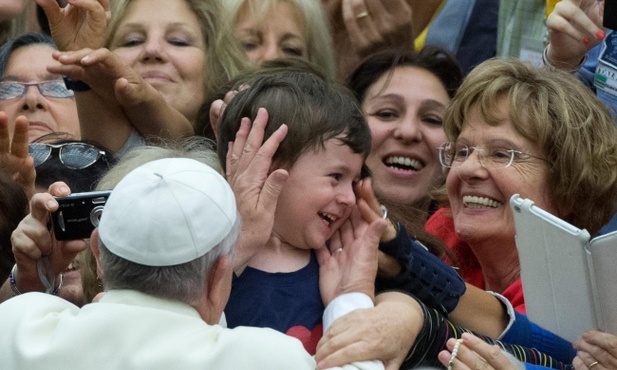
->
xmin=356 ymin=11 xmax=369 ymax=19
xmin=589 ymin=361 xmax=599 ymax=369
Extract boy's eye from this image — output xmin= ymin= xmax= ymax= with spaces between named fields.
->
xmin=329 ymin=173 xmax=342 ymax=181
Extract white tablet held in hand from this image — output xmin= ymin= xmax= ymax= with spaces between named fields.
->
xmin=510 ymin=194 xmax=617 ymax=342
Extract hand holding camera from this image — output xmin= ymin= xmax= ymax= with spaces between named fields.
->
xmin=7 ymin=183 xmax=92 ymax=296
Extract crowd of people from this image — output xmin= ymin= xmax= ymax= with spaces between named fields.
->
xmin=0 ymin=0 xmax=616 ymax=369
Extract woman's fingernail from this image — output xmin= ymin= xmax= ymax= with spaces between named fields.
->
xmin=583 ymin=37 xmax=590 ymax=45
xmin=596 ymin=30 xmax=606 ymax=40
xmin=47 ymin=199 xmax=58 ymax=209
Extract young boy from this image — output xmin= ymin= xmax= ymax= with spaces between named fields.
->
xmin=217 ymin=70 xmax=372 ymax=354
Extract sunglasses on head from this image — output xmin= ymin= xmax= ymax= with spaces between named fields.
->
xmin=29 ymin=142 xmax=108 ymax=170
xmin=0 ymin=80 xmax=74 ymax=100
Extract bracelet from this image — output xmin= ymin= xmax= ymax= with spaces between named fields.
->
xmin=542 ymin=46 xmax=587 ymax=74
xmin=63 ymin=76 xmax=91 ymax=92
xmin=9 ymin=264 xmax=63 ymax=296
xmin=447 ymin=338 xmax=464 ymax=370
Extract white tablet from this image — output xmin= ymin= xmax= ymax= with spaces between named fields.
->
xmin=510 ymin=194 xmax=617 ymax=342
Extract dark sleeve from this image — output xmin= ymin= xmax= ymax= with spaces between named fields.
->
xmin=399 ymin=295 xmax=574 ymax=370
xmin=375 ymin=223 xmax=466 ymax=314
xmin=501 ymin=312 xmax=576 ymax=364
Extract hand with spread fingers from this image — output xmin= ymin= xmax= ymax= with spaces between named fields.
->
xmin=573 ymin=330 xmax=617 ymax=370
xmin=35 ymin=0 xmax=110 ymax=51
xmin=224 ymin=108 xmax=289 ymax=275
xmin=438 ymin=333 xmax=521 ymax=370
xmin=545 ymin=0 xmax=605 ymax=71
xmin=0 ymin=114 xmax=35 ymax=200
xmin=49 ymin=48 xmax=148 ymax=107
xmin=48 ymin=47 xmax=193 ymax=150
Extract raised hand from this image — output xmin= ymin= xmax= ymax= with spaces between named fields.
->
xmin=48 ymin=48 xmax=193 ymax=145
xmin=0 ymin=114 xmax=35 ymax=199
xmin=546 ymin=0 xmax=605 ymax=69
xmin=340 ymin=0 xmax=413 ymax=57
xmin=225 ymin=108 xmax=289 ymax=274
xmin=35 ymin=0 xmax=110 ymax=51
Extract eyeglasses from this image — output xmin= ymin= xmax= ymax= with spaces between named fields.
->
xmin=0 ymin=80 xmax=74 ymax=100
xmin=438 ymin=142 xmax=544 ymax=169
xmin=29 ymin=143 xmax=108 ymax=170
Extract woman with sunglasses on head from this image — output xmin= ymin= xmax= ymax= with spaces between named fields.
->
xmin=0 ymin=132 xmax=113 ymax=307
xmin=0 ymin=32 xmax=79 ymax=143
xmin=29 ymin=133 xmax=113 ymax=194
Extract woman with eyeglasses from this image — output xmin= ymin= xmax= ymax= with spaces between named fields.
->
xmin=0 ymin=32 xmax=79 ymax=142
xmin=424 ymin=58 xmax=617 ymax=314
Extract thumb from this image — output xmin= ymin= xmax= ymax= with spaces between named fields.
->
xmin=115 ymin=77 xmax=143 ymax=106
xmin=366 ymin=218 xmax=388 ymax=245
xmin=259 ymin=169 xmax=289 ymax=209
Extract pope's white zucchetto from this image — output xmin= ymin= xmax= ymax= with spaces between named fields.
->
xmin=98 ymin=158 xmax=237 ymax=266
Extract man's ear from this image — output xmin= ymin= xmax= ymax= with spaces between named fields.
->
xmin=196 ymin=255 xmax=233 ymax=325
xmin=90 ymin=228 xmax=104 ymax=278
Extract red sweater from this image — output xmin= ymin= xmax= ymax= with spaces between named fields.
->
xmin=425 ymin=208 xmax=526 ymax=313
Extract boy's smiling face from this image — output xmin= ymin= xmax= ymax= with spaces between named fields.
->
xmin=272 ymin=137 xmax=364 ymax=250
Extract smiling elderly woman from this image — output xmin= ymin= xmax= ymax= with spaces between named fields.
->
xmin=426 ymin=57 xmax=617 ymax=312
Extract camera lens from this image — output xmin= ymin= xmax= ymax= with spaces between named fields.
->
xmin=90 ymin=205 xmax=105 ymax=227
